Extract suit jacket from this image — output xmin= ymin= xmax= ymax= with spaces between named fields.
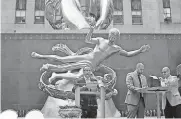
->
xmin=125 ymin=71 xmax=148 ymax=106
xmin=72 ymin=76 xmax=98 ymax=109
xmin=161 ymin=75 xmax=181 ymax=109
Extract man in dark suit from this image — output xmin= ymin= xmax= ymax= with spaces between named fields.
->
xmin=125 ymin=63 xmax=148 ymax=118
xmin=73 ymin=66 xmax=98 ymax=118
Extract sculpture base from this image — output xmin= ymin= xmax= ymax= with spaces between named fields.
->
xmin=41 ymin=96 xmax=75 ymax=118
xmin=41 ymin=96 xmax=121 ymax=118
xmin=97 ymin=98 xmax=121 ymax=118
xmin=59 ymin=106 xmax=82 ymax=118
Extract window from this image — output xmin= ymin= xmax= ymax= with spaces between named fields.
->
xmin=131 ymin=0 xmax=142 ymax=25
xmin=113 ymin=0 xmax=123 ymax=24
xmin=163 ymin=0 xmax=171 ymax=23
xmin=35 ymin=0 xmax=45 ymax=24
xmin=15 ymin=0 xmax=27 ymax=24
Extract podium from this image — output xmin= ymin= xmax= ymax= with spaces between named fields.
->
xmin=75 ymin=84 xmax=106 ymax=118
xmin=139 ymin=87 xmax=168 ymax=118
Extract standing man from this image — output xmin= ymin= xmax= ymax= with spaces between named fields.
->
xmin=160 ymin=67 xmax=181 ymax=118
xmin=72 ymin=66 xmax=98 ymax=118
xmin=125 ymin=63 xmax=148 ymax=118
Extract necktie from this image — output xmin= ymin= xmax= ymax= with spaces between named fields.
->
xmin=138 ymin=74 xmax=143 ymax=98
xmin=138 ymin=75 xmax=142 ymax=88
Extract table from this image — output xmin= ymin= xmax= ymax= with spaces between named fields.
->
xmin=139 ymin=87 xmax=168 ymax=118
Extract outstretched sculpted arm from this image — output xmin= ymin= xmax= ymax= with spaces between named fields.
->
xmin=85 ymin=26 xmax=100 ymax=44
xmin=117 ymin=44 xmax=150 ymax=57
xmin=95 ymin=0 xmax=114 ymax=29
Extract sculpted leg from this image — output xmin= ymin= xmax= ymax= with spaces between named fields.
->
xmin=40 ymin=61 xmax=93 ymax=72
xmin=31 ymin=52 xmax=88 ymax=63
xmin=31 ymin=52 xmax=64 ymax=62
xmin=49 ymin=69 xmax=83 ymax=83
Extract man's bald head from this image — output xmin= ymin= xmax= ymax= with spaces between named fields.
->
xmin=162 ymin=67 xmax=170 ymax=72
xmin=162 ymin=67 xmax=170 ymax=78
xmin=136 ymin=63 xmax=144 ymax=69
xmin=136 ymin=63 xmax=144 ymax=75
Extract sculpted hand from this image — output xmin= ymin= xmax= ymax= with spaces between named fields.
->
xmin=90 ymin=25 xmax=95 ymax=31
xmin=90 ymin=20 xmax=96 ymax=27
xmin=31 ymin=52 xmax=42 ymax=58
xmin=40 ymin=64 xmax=50 ymax=72
xmin=105 ymin=92 xmax=112 ymax=100
xmin=95 ymin=18 xmax=104 ymax=29
xmin=47 ymin=84 xmax=55 ymax=89
xmin=113 ymin=89 xmax=118 ymax=95
xmin=140 ymin=44 xmax=150 ymax=53
xmin=86 ymin=17 xmax=96 ymax=27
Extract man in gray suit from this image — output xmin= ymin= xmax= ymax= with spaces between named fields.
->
xmin=125 ymin=63 xmax=148 ymax=118
xmin=160 ymin=67 xmax=181 ymax=118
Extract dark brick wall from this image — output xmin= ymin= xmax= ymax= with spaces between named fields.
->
xmin=1 ymin=33 xmax=181 ymax=111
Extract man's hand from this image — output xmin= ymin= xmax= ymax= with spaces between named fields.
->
xmin=158 ymin=77 xmax=164 ymax=81
xmin=140 ymin=44 xmax=150 ymax=53
xmin=135 ymin=87 xmax=147 ymax=93
xmin=135 ymin=87 xmax=143 ymax=92
xmin=159 ymin=77 xmax=169 ymax=87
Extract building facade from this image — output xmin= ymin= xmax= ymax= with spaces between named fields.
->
xmin=1 ymin=0 xmax=181 ymax=116
xmin=1 ymin=0 xmax=181 ymax=33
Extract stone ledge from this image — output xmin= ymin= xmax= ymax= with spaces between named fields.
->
xmin=1 ymin=33 xmax=181 ymax=40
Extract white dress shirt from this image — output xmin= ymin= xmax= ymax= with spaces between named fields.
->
xmin=161 ymin=75 xmax=181 ymax=109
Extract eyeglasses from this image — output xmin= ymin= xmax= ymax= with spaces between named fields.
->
xmin=162 ymin=71 xmax=167 ymax=73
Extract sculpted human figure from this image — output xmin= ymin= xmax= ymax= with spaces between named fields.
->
xmin=45 ymin=0 xmax=114 ymax=29
xmin=31 ymin=27 xmax=150 ymax=73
